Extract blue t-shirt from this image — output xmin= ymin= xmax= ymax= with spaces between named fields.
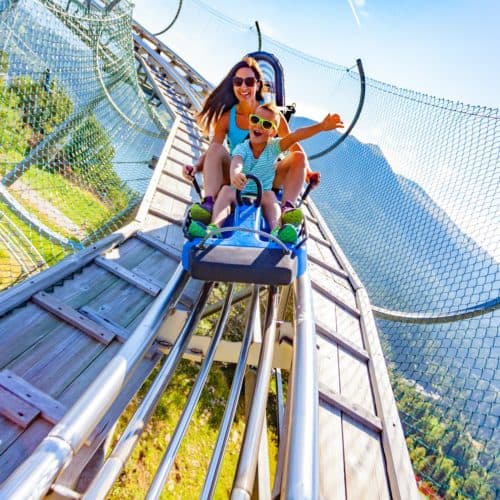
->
xmin=232 ymin=138 xmax=282 ymax=194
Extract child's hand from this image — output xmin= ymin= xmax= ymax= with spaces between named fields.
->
xmin=321 ymin=113 xmax=344 ymax=131
xmin=231 ymin=172 xmax=247 ymax=190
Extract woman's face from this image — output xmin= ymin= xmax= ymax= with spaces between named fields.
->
xmin=232 ymin=67 xmax=259 ymax=103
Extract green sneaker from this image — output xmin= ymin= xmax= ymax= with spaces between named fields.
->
xmin=274 ymin=223 xmax=298 ymax=244
xmin=187 ymin=220 xmax=208 ymax=239
xmin=190 ymin=197 xmax=214 ymax=224
xmin=281 ymin=201 xmax=303 ymax=227
xmin=206 ymin=223 xmax=222 ymax=238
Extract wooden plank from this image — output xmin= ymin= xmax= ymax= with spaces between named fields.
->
xmin=49 ymin=263 xmax=120 ymax=309
xmin=0 ymin=418 xmax=52 ymax=483
xmin=171 ymin=143 xmax=198 ymax=162
xmin=335 ymin=305 xmax=364 ymax=349
xmin=319 ymin=382 xmax=381 ymax=433
xmin=309 ymin=262 xmax=355 ymax=306
xmin=148 ymin=207 xmax=184 ymax=227
xmin=156 ymin=185 xmax=192 ymax=205
xmin=0 ymin=386 xmax=39 ymax=428
xmin=135 ymin=232 xmax=181 ymax=260
xmin=338 ymin=349 xmax=375 ymax=414
xmin=78 ymin=276 xmax=155 ymax=331
xmin=342 ymin=415 xmax=390 ymax=500
xmin=318 ymin=400 xmax=346 ymax=500
xmin=94 ymin=256 xmax=162 ymax=296
xmin=316 ymin=322 xmax=369 ymax=362
xmin=102 ymin=237 xmax=157 ymax=269
xmin=176 ymin=125 xmax=209 ymax=145
xmin=0 ymin=370 xmax=67 ymax=425
xmin=174 ymin=133 xmax=205 ymax=151
xmin=150 ymin=191 xmax=189 ymax=221
xmin=55 ymin=351 xmax=161 ymax=490
xmin=311 ymin=280 xmax=360 ymax=318
xmin=133 ymin=269 xmax=165 ymax=291
xmin=356 ymin=289 xmax=420 ymax=499
xmin=12 ymin=324 xmax=107 ymax=396
xmin=307 ymin=253 xmax=349 ymax=280
xmin=0 ymin=304 xmax=62 ymax=370
xmin=79 ymin=306 xmax=131 ymax=343
xmin=316 ymin=330 xmax=345 ymax=500
xmin=162 ymin=168 xmax=192 ymax=186
xmin=0 ymin=325 xmax=107 ymax=461
xmin=32 ymin=292 xmax=115 ymax=345
xmin=0 ymin=224 xmax=138 ymax=317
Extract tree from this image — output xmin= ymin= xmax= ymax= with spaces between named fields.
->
xmin=9 ymin=75 xmax=73 ymax=135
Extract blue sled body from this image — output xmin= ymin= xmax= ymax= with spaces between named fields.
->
xmin=182 ymin=201 xmax=307 ymax=286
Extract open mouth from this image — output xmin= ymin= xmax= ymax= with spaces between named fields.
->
xmin=251 ymin=129 xmax=263 ymax=138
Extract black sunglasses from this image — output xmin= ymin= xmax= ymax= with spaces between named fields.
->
xmin=232 ymin=76 xmax=257 ymax=87
xmin=249 ymin=114 xmax=277 ymax=130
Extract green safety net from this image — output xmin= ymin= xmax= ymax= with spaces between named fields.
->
xmin=0 ymin=0 xmax=498 ymax=498
xmin=0 ymin=0 xmax=168 ymax=288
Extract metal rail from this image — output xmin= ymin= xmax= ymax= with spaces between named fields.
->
xmin=201 ymin=286 xmax=261 ymax=499
xmin=82 ymin=281 xmax=215 ymax=499
xmin=0 ymin=265 xmax=190 ymax=499
xmin=231 ymin=286 xmax=279 ymax=499
xmin=281 ymin=271 xmax=319 ymax=498
xmin=372 ymin=297 xmax=500 ymax=324
xmin=146 ymin=284 xmax=236 ymax=499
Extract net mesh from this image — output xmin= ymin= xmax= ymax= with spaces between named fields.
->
xmin=0 ymin=0 xmax=498 ymax=497
xmin=0 ymin=0 xmax=167 ymax=287
xmin=160 ymin=1 xmax=499 ymax=497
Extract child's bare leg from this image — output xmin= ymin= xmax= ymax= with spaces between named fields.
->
xmin=203 ymin=143 xmax=231 ymax=198
xmin=273 ymin=151 xmax=307 ymax=205
xmin=261 ymin=191 xmax=281 ymax=230
xmin=211 ymin=185 xmax=236 ymax=227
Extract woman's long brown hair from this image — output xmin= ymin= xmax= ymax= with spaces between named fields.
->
xmin=197 ymin=57 xmax=264 ymax=135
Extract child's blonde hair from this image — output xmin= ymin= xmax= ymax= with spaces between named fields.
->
xmin=257 ymin=102 xmax=280 ymax=127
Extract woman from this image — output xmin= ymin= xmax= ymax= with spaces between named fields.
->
xmin=183 ymin=56 xmax=317 ymax=225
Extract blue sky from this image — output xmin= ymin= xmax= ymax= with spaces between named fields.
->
xmin=133 ymin=0 xmax=499 ymax=109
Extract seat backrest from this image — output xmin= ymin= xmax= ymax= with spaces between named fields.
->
xmin=246 ymin=50 xmax=296 ymax=122
xmin=246 ymin=50 xmax=286 ymax=106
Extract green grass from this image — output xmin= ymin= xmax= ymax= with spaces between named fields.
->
xmin=0 ymin=199 xmax=67 ymax=290
xmin=109 ymin=294 xmax=281 ymax=499
xmin=109 ymin=360 xmax=278 ymax=499
xmin=0 ymin=243 xmax=23 ymax=289
xmin=21 ymin=168 xmax=117 ymax=234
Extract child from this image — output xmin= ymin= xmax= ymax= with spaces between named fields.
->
xmin=188 ymin=103 xmax=343 ymax=243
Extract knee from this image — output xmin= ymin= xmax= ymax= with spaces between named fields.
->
xmin=261 ymin=191 xmax=277 ymax=205
xmin=206 ymin=142 xmax=228 ymax=160
xmin=289 ymin=151 xmax=308 ymax=171
xmin=217 ymin=185 xmax=234 ymax=201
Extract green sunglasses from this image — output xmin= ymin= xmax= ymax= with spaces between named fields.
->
xmin=249 ymin=114 xmax=277 ymax=130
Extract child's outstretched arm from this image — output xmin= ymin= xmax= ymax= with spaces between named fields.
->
xmin=279 ymin=113 xmax=344 ymax=152
xmin=230 ymin=155 xmax=247 ymax=191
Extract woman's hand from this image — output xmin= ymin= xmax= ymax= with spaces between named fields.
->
xmin=320 ymin=113 xmax=344 ymax=131
xmin=306 ymin=170 xmax=321 ymax=187
xmin=231 ymin=171 xmax=247 ymax=190
xmin=182 ymin=164 xmax=197 ymax=181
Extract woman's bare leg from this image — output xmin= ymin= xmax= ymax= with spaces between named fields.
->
xmin=202 ymin=143 xmax=231 ymax=198
xmin=211 ymin=185 xmax=236 ymax=227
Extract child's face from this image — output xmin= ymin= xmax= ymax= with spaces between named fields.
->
xmin=249 ymin=107 xmax=278 ymax=145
